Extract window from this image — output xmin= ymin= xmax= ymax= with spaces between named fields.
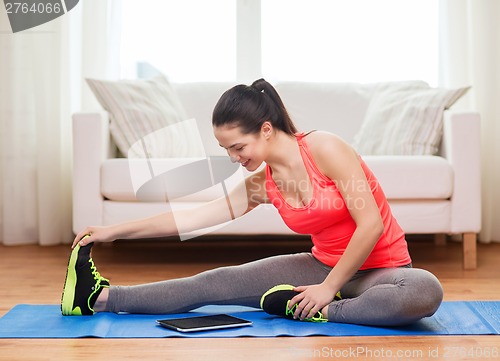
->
xmin=261 ymin=0 xmax=439 ymax=85
xmin=120 ymin=0 xmax=236 ymax=82
xmin=120 ymin=0 xmax=438 ymax=85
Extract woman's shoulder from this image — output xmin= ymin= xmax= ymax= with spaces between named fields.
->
xmin=304 ymin=130 xmax=353 ymax=155
xmin=304 ymin=131 xmax=359 ymax=175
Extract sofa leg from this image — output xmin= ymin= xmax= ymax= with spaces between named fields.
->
xmin=434 ymin=233 xmax=447 ymax=246
xmin=463 ymin=232 xmax=477 ymax=270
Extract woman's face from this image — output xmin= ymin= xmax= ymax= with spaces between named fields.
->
xmin=213 ymin=124 xmax=268 ymax=172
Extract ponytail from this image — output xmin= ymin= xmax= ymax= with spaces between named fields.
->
xmin=212 ymin=78 xmax=298 ymax=135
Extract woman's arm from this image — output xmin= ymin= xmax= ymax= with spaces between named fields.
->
xmin=73 ymin=168 xmax=268 ymax=248
xmin=290 ymin=132 xmax=384 ymax=320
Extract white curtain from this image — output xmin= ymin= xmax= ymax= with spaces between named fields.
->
xmin=0 ymin=1 xmax=120 ymax=245
xmin=439 ymin=0 xmax=500 ymax=243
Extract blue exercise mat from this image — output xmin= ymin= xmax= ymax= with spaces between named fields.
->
xmin=0 ymin=302 xmax=499 ymax=338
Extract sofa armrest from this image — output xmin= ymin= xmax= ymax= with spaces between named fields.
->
xmin=72 ymin=112 xmax=111 ymax=234
xmin=441 ymin=111 xmax=481 ymax=234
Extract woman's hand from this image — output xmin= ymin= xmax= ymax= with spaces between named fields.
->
xmin=289 ymin=283 xmax=338 ymax=320
xmin=72 ymin=226 xmax=117 ymax=248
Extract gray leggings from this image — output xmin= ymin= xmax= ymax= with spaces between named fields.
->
xmin=105 ymin=252 xmax=443 ymax=326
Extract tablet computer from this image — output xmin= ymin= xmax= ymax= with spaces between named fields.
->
xmin=156 ymin=314 xmax=252 ymax=333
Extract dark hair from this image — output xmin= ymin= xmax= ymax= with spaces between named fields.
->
xmin=212 ymin=78 xmax=297 ymax=135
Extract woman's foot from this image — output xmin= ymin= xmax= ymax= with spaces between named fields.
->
xmin=61 ymin=240 xmax=109 ymax=316
xmin=260 ymin=284 xmax=328 ymax=323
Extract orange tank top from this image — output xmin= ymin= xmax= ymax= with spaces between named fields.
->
xmin=265 ymin=133 xmax=411 ymax=270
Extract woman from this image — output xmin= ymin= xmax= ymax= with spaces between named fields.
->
xmin=62 ymin=79 xmax=443 ymax=325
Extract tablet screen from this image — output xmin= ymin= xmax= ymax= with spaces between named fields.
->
xmin=156 ymin=314 xmax=252 ymax=333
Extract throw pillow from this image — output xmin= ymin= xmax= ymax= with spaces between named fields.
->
xmin=86 ymin=75 xmax=205 ymax=158
xmin=352 ymin=84 xmax=469 ymax=155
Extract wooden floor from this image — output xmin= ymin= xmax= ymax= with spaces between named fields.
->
xmin=0 ymin=237 xmax=499 ymax=361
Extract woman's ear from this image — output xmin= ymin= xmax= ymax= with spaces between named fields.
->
xmin=261 ymin=121 xmax=273 ymax=139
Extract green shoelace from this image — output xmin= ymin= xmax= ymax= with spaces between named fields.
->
xmin=285 ymin=300 xmax=328 ymax=323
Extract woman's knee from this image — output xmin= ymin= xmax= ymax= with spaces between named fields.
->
xmin=405 ymin=268 xmax=443 ymax=317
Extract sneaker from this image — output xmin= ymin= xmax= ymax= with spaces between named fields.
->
xmin=260 ymin=284 xmax=341 ymax=323
xmin=61 ymin=241 xmax=109 ymax=316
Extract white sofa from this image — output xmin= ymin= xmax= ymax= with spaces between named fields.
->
xmin=73 ymin=82 xmax=481 ymax=269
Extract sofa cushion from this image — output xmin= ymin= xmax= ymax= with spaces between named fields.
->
xmin=86 ymin=75 xmax=205 ymax=158
xmin=389 ymin=200 xmax=451 ymax=233
xmin=363 ymin=156 xmax=453 ymax=199
xmin=353 ymin=84 xmax=469 ymax=155
xmin=102 ymin=156 xmax=453 ymax=202
xmin=101 ymin=158 xmax=247 ymax=202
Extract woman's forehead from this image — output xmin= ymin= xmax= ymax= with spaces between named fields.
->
xmin=214 ymin=125 xmax=255 ymax=147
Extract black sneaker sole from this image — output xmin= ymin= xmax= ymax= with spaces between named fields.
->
xmin=61 ymin=244 xmax=81 ymax=315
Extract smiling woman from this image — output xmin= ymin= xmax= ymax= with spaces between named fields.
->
xmin=62 ymin=78 xmax=443 ymax=326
